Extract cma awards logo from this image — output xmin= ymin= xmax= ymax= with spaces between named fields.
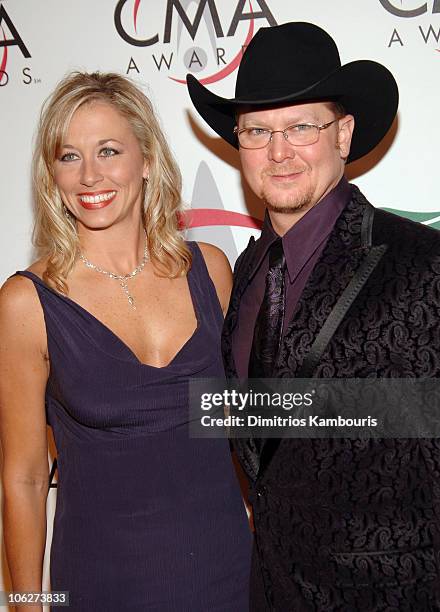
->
xmin=0 ymin=4 xmax=33 ymax=86
xmin=379 ymin=0 xmax=440 ymax=17
xmin=114 ymin=0 xmax=277 ymax=83
xmin=379 ymin=0 xmax=440 ymax=49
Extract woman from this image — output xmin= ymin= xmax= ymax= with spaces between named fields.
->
xmin=0 ymin=72 xmax=251 ymax=611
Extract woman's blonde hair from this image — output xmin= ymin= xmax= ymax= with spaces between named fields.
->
xmin=33 ymin=71 xmax=191 ymax=293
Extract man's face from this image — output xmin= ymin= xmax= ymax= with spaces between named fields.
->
xmin=237 ymin=102 xmax=354 ymax=217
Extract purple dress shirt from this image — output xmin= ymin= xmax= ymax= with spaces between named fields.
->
xmin=232 ymin=177 xmax=353 ymax=377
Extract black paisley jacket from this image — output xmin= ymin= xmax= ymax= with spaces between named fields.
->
xmin=222 ymin=186 xmax=440 ymax=612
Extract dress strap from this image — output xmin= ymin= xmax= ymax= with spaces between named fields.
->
xmin=14 ymin=270 xmax=46 ymax=286
xmin=186 ymin=241 xmax=224 ymax=327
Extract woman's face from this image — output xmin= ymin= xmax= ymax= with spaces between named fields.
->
xmin=53 ymin=101 xmax=149 ymax=232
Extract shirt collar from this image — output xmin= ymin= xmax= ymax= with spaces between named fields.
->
xmin=248 ymin=176 xmax=353 ymax=283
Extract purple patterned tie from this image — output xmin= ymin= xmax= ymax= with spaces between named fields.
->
xmin=248 ymin=238 xmax=286 ymax=378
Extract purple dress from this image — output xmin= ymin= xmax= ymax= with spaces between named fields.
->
xmin=17 ymin=242 xmax=250 ymax=611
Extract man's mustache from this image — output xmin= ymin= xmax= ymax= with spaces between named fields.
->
xmin=262 ymin=166 xmax=308 ymax=177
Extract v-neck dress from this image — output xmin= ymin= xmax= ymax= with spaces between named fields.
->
xmin=16 ymin=242 xmax=251 ymax=611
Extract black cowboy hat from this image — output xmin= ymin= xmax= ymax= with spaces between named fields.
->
xmin=187 ymin=22 xmax=398 ymax=163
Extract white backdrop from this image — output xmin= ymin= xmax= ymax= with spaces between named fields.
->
xmin=1 ymin=0 xmax=439 ymax=597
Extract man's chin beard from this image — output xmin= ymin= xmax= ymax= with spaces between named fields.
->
xmin=263 ymin=189 xmax=314 ymax=214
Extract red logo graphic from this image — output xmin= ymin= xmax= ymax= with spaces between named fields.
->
xmin=182 ymin=208 xmax=262 ymax=230
xmin=0 ymin=27 xmax=7 ymax=80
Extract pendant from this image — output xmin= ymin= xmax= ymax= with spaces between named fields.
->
xmin=120 ymin=280 xmax=136 ymax=309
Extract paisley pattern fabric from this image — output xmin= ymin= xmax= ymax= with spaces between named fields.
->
xmin=249 ymin=238 xmax=286 ymax=378
xmin=222 ymin=186 xmax=440 ymax=611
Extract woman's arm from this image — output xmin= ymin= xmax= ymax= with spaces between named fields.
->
xmin=197 ymin=243 xmax=233 ymax=317
xmin=0 ymin=275 xmax=49 ymax=608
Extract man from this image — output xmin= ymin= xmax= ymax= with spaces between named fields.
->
xmin=187 ymin=22 xmax=440 ymax=611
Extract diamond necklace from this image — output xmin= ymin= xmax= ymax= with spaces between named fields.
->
xmin=79 ymin=237 xmax=149 ymax=309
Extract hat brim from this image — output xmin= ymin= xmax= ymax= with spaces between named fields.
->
xmin=187 ymin=60 xmax=398 ymax=163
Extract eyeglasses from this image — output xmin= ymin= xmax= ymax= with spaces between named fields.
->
xmin=233 ymin=119 xmax=339 ymax=149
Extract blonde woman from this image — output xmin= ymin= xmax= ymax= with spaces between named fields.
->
xmin=0 ymin=72 xmax=251 ymax=611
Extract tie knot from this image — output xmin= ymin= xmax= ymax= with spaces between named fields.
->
xmin=269 ymin=238 xmax=285 ymax=269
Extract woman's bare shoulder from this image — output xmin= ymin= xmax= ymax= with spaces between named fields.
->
xmin=0 ymin=257 xmax=47 ymax=319
xmin=197 ymin=242 xmax=231 ymax=273
xmin=0 ymin=265 xmax=48 ymax=361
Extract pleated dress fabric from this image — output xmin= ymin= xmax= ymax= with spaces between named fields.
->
xmin=16 ymin=242 xmax=251 ymax=611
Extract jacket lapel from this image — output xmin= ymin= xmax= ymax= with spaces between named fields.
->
xmin=258 ymin=188 xmax=388 ymax=478
xmin=275 ymin=188 xmax=382 ymax=377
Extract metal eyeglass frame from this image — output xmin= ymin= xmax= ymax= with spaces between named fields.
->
xmin=233 ymin=119 xmax=339 ymax=149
